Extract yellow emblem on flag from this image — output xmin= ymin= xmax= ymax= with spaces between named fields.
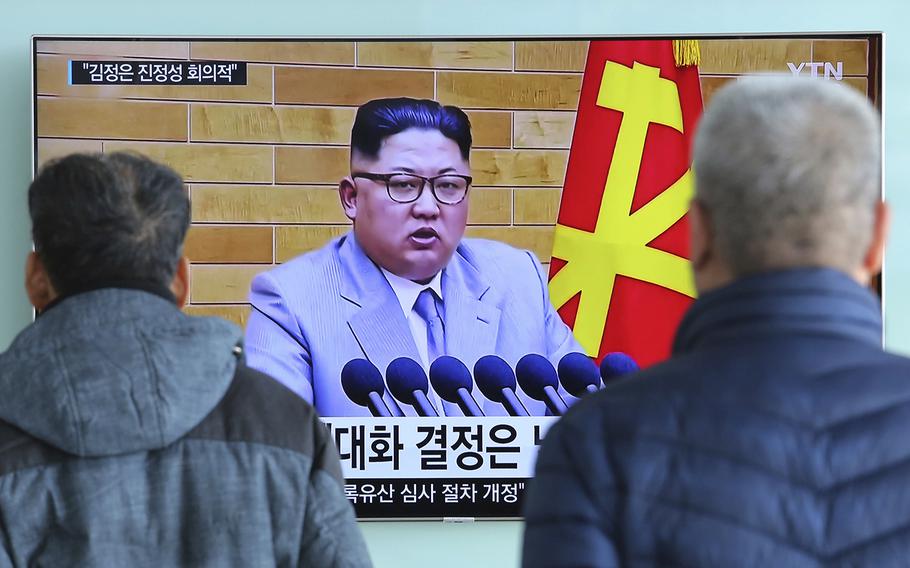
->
xmin=549 ymin=62 xmax=697 ymax=356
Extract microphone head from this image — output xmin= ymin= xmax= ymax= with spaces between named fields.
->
xmin=341 ymin=359 xmax=385 ymax=407
xmin=558 ymin=352 xmax=601 ymax=397
xmin=429 ymin=356 xmax=473 ymax=402
xmin=515 ymin=354 xmax=559 ymax=401
xmin=473 ymin=355 xmax=516 ymax=403
xmin=386 ymin=357 xmax=429 ymax=405
xmin=600 ymin=352 xmax=640 ymax=382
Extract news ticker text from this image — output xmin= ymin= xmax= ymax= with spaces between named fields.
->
xmin=347 ymin=478 xmax=527 ymax=518
xmin=69 ymin=61 xmax=247 ymax=85
xmin=324 ymin=417 xmax=557 ymax=478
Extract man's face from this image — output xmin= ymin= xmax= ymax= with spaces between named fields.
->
xmin=340 ymin=128 xmax=470 ymax=283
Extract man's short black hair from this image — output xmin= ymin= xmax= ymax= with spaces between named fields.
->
xmin=28 ymin=152 xmax=190 ymax=295
xmin=351 ymin=97 xmax=473 ymax=160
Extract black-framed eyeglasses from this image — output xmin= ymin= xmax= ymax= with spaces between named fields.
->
xmin=352 ymin=172 xmax=472 ymax=205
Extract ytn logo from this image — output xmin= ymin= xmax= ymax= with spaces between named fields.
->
xmin=787 ymin=61 xmax=844 ymax=80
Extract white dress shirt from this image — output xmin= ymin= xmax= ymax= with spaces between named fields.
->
xmin=380 ymin=268 xmax=444 ymax=370
xmin=380 ymin=268 xmax=446 ymax=413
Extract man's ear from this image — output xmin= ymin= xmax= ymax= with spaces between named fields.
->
xmin=25 ymin=251 xmax=56 ymax=312
xmin=861 ymin=200 xmax=890 ymax=281
xmin=170 ymin=255 xmax=190 ymax=308
xmin=339 ymin=176 xmax=358 ymax=221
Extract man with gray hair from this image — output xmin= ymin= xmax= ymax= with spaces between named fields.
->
xmin=522 ymin=77 xmax=908 ymax=566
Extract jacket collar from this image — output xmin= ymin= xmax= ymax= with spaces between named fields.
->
xmin=335 ymin=232 xmax=501 ymax=378
xmin=40 ymin=279 xmax=176 ymax=316
xmin=673 ymin=268 xmax=882 ymax=354
xmin=336 ymin=232 xmax=492 ymax=306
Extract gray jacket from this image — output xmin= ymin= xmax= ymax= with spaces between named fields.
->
xmin=0 ymin=288 xmax=371 ymax=567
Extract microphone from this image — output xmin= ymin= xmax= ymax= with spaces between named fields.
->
xmin=473 ymin=355 xmax=529 ymax=417
xmin=516 ymin=354 xmax=568 ymax=415
xmin=600 ymin=352 xmax=640 ymax=383
xmin=558 ymin=352 xmax=602 ymax=397
xmin=429 ymin=356 xmax=484 ymax=416
xmin=385 ymin=357 xmax=439 ymax=417
xmin=341 ymin=359 xmax=398 ymax=417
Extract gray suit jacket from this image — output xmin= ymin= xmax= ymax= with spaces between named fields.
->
xmin=245 ymin=232 xmax=583 ymax=416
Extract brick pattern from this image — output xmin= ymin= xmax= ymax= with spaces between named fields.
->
xmin=34 ymin=38 xmax=876 ymax=327
xmin=358 ymin=42 xmax=513 ymax=70
xmin=37 ymin=99 xmax=188 ymax=141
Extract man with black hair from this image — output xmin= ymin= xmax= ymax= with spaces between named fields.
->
xmin=245 ymin=97 xmax=583 ymax=417
xmin=0 ymin=153 xmax=371 ymax=567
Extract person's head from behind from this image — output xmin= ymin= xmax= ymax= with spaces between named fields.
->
xmin=690 ymin=76 xmax=886 ymax=294
xmin=27 ymin=152 xmax=191 ymax=311
xmin=339 ymin=97 xmax=473 ymax=283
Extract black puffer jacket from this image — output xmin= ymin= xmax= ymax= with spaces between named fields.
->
xmin=523 ymin=268 xmax=910 ymax=567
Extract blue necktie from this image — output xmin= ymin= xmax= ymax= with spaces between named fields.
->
xmin=413 ymin=288 xmax=445 ymax=366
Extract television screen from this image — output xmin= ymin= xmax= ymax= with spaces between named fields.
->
xmin=32 ymin=35 xmax=882 ymax=518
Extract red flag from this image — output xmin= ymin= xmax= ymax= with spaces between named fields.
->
xmin=548 ymin=40 xmax=703 ymax=367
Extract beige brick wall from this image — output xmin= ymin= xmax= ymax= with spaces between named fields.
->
xmin=34 ymin=38 xmax=877 ymax=327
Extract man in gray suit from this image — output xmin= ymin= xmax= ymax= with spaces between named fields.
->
xmin=245 ymin=97 xmax=583 ymax=417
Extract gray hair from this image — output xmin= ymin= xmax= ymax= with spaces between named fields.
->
xmin=692 ymin=76 xmax=881 ymax=276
